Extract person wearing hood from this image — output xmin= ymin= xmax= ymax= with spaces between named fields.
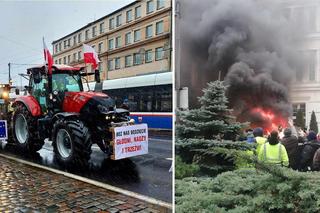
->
xmin=281 ymin=128 xmax=299 ymax=169
xmin=258 ymin=130 xmax=289 ymax=166
xmin=253 ymin=127 xmax=267 ymax=155
xmin=299 ymin=131 xmax=320 ymax=171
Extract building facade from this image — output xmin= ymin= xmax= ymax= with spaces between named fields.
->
xmin=52 ymin=0 xmax=172 ymax=81
xmin=282 ymin=0 xmax=320 ymax=130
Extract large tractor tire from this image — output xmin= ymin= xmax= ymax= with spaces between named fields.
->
xmin=52 ymin=119 xmax=92 ymax=167
xmin=12 ymin=104 xmax=44 ymax=152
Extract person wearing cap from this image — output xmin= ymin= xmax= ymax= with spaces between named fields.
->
xmin=258 ymin=130 xmax=289 ymax=166
xmin=253 ymin=127 xmax=267 ymax=155
xmin=299 ymin=131 xmax=320 ymax=171
xmin=281 ymin=127 xmax=299 ymax=169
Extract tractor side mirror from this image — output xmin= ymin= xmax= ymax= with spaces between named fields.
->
xmin=15 ymin=88 xmax=20 ymax=95
xmin=33 ymin=72 xmax=42 ymax=84
xmin=94 ymin=69 xmax=101 ymax=83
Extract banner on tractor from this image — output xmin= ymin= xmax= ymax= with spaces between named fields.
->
xmin=113 ymin=124 xmax=148 ymax=160
xmin=0 ymin=120 xmax=8 ymax=140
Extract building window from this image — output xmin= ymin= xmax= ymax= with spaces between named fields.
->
xmin=115 ymin=57 xmax=120 ymax=69
xmin=116 ymin=14 xmax=122 ymax=27
xmin=126 ymin=10 xmax=133 ymax=23
xmin=115 ymin=36 xmax=121 ymax=48
xmin=155 ymin=47 xmax=164 ymax=60
xmin=147 ymin=0 xmax=154 ymax=14
xmin=98 ymin=42 xmax=103 ymax=53
xmin=108 ymin=59 xmax=114 ymax=71
xmin=73 ymin=35 xmax=77 ymax=46
xmin=135 ymin=6 xmax=141 ymax=19
xmin=78 ymin=33 xmax=82 ymax=43
xmin=59 ymin=58 xmax=61 ymax=64
xmin=109 ymin=18 xmax=115 ymax=30
xmin=306 ymin=50 xmax=317 ymax=81
xmin=125 ymin=32 xmax=131 ymax=45
xmin=78 ymin=51 xmax=82 ymax=60
xmin=133 ymin=53 xmax=142 ymax=65
xmin=67 ymin=55 xmax=71 ymax=64
xmin=125 ymin=55 xmax=132 ymax=67
xmin=55 ymin=44 xmax=58 ymax=53
xmin=157 ymin=0 xmax=165 ymax=9
xmin=55 ymin=60 xmax=58 ymax=64
xmin=85 ymin=29 xmax=89 ymax=40
xmin=92 ymin=26 xmax=96 ymax=37
xmin=156 ymin=21 xmax=164 ymax=35
xmin=146 ymin=25 xmax=153 ymax=38
xmin=108 ymin=39 xmax=114 ymax=50
xmin=64 ymin=40 xmax=67 ymax=49
xmin=63 ymin=56 xmax=67 ymax=64
xmin=134 ymin=29 xmax=141 ymax=42
xmin=59 ymin=43 xmax=61 ymax=51
xmin=67 ymin=38 xmax=71 ymax=47
xmin=73 ymin=53 xmax=77 ymax=62
xmin=145 ymin=49 xmax=152 ymax=63
xmin=100 ymin=22 xmax=104 ymax=34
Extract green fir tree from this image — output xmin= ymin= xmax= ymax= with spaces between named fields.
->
xmin=309 ymin=110 xmax=318 ymax=134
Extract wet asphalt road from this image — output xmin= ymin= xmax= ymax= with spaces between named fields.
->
xmin=0 ymin=136 xmax=172 ymax=203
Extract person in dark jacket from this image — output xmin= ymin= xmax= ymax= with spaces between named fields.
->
xmin=281 ymin=128 xmax=299 ymax=169
xmin=312 ymin=148 xmax=320 ymax=171
xmin=299 ymin=131 xmax=320 ymax=171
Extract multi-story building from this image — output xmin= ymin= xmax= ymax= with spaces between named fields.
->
xmin=52 ymin=0 xmax=172 ymax=81
xmin=282 ymin=0 xmax=320 ymax=130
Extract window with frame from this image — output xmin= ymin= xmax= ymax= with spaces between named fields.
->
xmin=55 ymin=60 xmax=58 ymax=64
xmin=108 ymin=59 xmax=114 ymax=71
xmin=73 ymin=35 xmax=77 ymax=46
xmin=125 ymin=32 xmax=132 ymax=45
xmin=146 ymin=25 xmax=153 ymax=38
xmin=134 ymin=29 xmax=141 ymax=42
xmin=115 ymin=57 xmax=120 ymax=69
xmin=145 ymin=49 xmax=152 ymax=63
xmin=59 ymin=58 xmax=61 ymax=64
xmin=85 ymin=29 xmax=89 ymax=40
xmin=98 ymin=42 xmax=103 ymax=53
xmin=108 ymin=39 xmax=114 ymax=50
xmin=92 ymin=26 xmax=96 ymax=37
xmin=135 ymin=6 xmax=141 ymax=19
xmin=157 ymin=0 xmax=165 ymax=9
xmin=126 ymin=10 xmax=133 ymax=22
xmin=59 ymin=43 xmax=61 ymax=51
xmin=67 ymin=38 xmax=71 ymax=47
xmin=64 ymin=40 xmax=67 ymax=49
xmin=156 ymin=21 xmax=164 ymax=35
xmin=73 ymin=53 xmax=77 ymax=62
xmin=78 ymin=51 xmax=82 ymax=60
xmin=133 ymin=53 xmax=142 ymax=65
xmin=63 ymin=56 xmax=67 ymax=64
xmin=100 ymin=22 xmax=104 ymax=34
xmin=116 ymin=14 xmax=122 ymax=27
xmin=115 ymin=36 xmax=121 ymax=48
xmin=67 ymin=55 xmax=71 ymax=64
xmin=125 ymin=55 xmax=132 ymax=67
xmin=78 ymin=33 xmax=82 ymax=43
xmin=55 ymin=44 xmax=58 ymax=53
xmin=147 ymin=0 xmax=154 ymax=14
xmin=109 ymin=18 xmax=115 ymax=30
xmin=155 ymin=47 xmax=164 ymax=60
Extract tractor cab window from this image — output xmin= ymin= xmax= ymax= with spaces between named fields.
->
xmin=52 ymin=73 xmax=82 ymax=92
xmin=31 ymin=75 xmax=47 ymax=112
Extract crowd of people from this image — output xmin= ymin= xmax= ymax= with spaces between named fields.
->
xmin=244 ymin=127 xmax=320 ymax=171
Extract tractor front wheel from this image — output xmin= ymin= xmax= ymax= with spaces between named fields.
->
xmin=52 ymin=119 xmax=92 ymax=167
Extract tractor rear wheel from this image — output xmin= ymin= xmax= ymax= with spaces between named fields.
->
xmin=12 ymin=104 xmax=44 ymax=152
xmin=52 ymin=119 xmax=92 ymax=167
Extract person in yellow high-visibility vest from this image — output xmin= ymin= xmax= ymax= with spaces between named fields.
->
xmin=258 ymin=130 xmax=289 ymax=166
xmin=253 ymin=127 xmax=267 ymax=155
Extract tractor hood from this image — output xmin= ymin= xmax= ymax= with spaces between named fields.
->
xmin=62 ymin=91 xmax=110 ymax=113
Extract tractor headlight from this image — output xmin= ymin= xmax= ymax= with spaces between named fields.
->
xmin=2 ymin=91 xmax=8 ymax=99
xmin=97 ymin=104 xmax=109 ymax=114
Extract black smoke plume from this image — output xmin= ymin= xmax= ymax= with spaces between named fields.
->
xmin=179 ymin=0 xmax=303 ymax=127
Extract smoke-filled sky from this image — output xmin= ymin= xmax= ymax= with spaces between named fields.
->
xmin=178 ymin=0 xmax=305 ymax=129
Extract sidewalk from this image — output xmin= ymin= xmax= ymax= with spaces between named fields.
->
xmin=0 ymin=156 xmax=171 ymax=212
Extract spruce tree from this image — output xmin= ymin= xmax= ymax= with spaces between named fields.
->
xmin=309 ymin=110 xmax=318 ymax=134
xmin=295 ymin=109 xmax=305 ymax=129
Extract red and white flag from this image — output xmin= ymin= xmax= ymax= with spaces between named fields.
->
xmin=43 ymin=37 xmax=53 ymax=74
xmin=83 ymin=44 xmax=100 ymax=70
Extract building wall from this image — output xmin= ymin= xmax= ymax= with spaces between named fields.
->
xmin=52 ymin=0 xmax=172 ymax=81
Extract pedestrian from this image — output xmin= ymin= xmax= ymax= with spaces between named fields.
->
xmin=281 ymin=128 xmax=299 ymax=169
xmin=258 ymin=130 xmax=289 ymax=166
xmin=246 ymin=129 xmax=255 ymax=144
xmin=253 ymin=127 xmax=267 ymax=155
xmin=299 ymin=131 xmax=320 ymax=171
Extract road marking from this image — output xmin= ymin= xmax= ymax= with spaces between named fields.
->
xmin=0 ymin=153 xmax=172 ymax=209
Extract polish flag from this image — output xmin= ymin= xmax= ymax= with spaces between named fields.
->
xmin=43 ymin=37 xmax=53 ymax=75
xmin=83 ymin=44 xmax=100 ymax=70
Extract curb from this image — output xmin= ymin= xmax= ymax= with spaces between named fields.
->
xmin=0 ymin=153 xmax=172 ymax=210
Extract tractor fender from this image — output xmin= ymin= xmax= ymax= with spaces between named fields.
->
xmin=13 ymin=96 xmax=41 ymax=117
xmin=51 ymin=112 xmax=80 ymax=124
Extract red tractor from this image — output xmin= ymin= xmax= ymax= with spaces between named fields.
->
xmin=11 ymin=64 xmax=132 ymax=166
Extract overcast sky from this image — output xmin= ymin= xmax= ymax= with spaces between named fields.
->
xmin=0 ymin=0 xmax=134 ymax=86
